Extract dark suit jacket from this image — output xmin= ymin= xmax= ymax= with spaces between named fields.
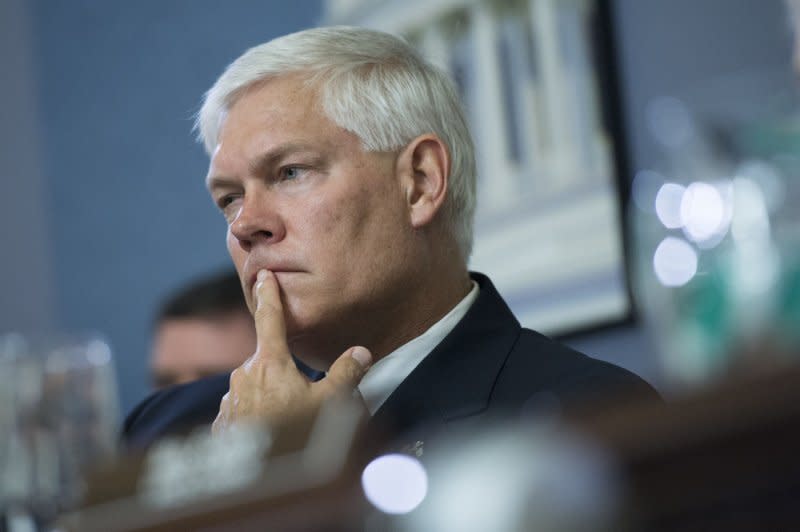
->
xmin=124 ymin=273 xmax=658 ymax=449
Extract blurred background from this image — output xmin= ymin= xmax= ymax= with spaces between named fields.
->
xmin=0 ymin=0 xmax=795 ymax=414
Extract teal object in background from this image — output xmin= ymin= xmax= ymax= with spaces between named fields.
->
xmin=631 ymin=97 xmax=800 ymax=390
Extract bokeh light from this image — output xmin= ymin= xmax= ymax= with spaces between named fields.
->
xmin=680 ymin=182 xmax=726 ymax=242
xmin=362 ymin=453 xmax=428 ymax=515
xmin=653 ymin=237 xmax=698 ymax=287
xmin=655 ymin=183 xmax=686 ymax=229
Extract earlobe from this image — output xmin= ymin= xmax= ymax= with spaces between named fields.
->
xmin=400 ymin=134 xmax=450 ymax=229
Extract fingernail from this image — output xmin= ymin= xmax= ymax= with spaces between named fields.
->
xmin=257 ymin=270 xmax=267 ymax=282
xmin=350 ymin=346 xmax=372 ymax=368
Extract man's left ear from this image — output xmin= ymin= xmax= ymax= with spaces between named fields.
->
xmin=397 ymin=134 xmax=450 ymax=229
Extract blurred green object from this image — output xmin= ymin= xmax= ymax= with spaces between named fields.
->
xmin=737 ymin=114 xmax=800 ymax=160
xmin=631 ymin=98 xmax=800 ymax=390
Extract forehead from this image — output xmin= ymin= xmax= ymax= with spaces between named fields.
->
xmin=230 ymin=75 xmax=319 ymax=127
xmin=208 ymin=75 xmax=360 ymax=173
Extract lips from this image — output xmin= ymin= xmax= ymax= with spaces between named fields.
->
xmin=246 ymin=265 xmax=301 ymax=291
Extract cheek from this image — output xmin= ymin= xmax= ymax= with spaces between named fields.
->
xmin=294 ymin=188 xmax=364 ymax=246
xmin=226 ymin=229 xmax=244 ymax=263
xmin=286 ymin=189 xmax=377 ymax=294
xmin=323 ymin=186 xmax=376 ymax=250
xmin=226 ymin=230 xmax=250 ymax=296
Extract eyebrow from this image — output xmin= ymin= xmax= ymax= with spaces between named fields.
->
xmin=206 ymin=141 xmax=321 ymax=191
xmin=205 ymin=175 xmax=238 ymax=192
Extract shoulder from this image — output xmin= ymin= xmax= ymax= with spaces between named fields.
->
xmin=122 ymin=372 xmax=230 ymax=451
xmin=491 ymin=327 xmax=660 ymax=410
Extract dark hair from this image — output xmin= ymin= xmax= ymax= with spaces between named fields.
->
xmin=156 ymin=270 xmax=247 ymax=324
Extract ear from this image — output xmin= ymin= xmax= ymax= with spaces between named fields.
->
xmin=396 ymin=134 xmax=450 ymax=229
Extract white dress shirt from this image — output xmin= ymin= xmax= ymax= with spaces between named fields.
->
xmin=357 ymin=281 xmax=479 ymax=415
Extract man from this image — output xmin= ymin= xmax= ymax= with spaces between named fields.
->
xmin=124 ymin=26 xmax=657 ymax=449
xmin=150 ymin=271 xmax=257 ymax=389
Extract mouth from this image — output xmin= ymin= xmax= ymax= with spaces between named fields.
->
xmin=247 ymin=268 xmax=301 ymax=291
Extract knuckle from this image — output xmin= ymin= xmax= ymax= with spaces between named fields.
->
xmin=230 ymin=367 xmax=244 ymax=386
xmin=242 ymin=353 xmax=258 ymax=371
xmin=324 ymin=365 xmax=360 ymax=392
xmin=340 ymin=360 xmax=363 ymax=385
xmin=219 ymin=392 xmax=230 ymax=409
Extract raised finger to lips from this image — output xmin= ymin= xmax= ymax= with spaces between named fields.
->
xmin=253 ymin=269 xmax=290 ymax=356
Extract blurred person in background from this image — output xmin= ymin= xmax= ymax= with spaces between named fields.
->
xmin=124 ymin=26 xmax=658 ymax=450
xmin=150 ymin=271 xmax=256 ymax=389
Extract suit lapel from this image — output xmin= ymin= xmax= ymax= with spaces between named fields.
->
xmin=369 ymin=273 xmax=521 ymax=439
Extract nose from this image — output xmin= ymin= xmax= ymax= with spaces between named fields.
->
xmin=229 ymin=192 xmax=286 ymax=252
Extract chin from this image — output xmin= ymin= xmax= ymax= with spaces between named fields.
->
xmin=282 ymin=305 xmax=322 ymax=338
xmin=283 ymin=303 xmax=342 ymax=347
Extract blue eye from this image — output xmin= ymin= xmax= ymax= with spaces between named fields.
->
xmin=281 ymin=166 xmax=303 ymax=181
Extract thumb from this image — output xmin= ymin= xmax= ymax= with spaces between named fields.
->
xmin=323 ymin=346 xmax=372 ymax=392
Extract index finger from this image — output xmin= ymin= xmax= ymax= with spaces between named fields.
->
xmin=252 ymin=269 xmax=291 ymax=358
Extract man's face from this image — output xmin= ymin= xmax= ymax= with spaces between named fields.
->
xmin=151 ymin=314 xmax=256 ymax=388
xmin=206 ymin=76 xmax=418 ymax=356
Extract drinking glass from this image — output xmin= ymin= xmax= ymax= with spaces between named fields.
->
xmin=0 ymin=332 xmax=119 ymax=528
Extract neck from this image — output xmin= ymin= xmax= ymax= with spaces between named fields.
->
xmin=369 ymin=266 xmax=473 ymax=360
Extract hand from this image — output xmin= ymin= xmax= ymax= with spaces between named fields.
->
xmin=212 ymin=269 xmax=372 ymax=434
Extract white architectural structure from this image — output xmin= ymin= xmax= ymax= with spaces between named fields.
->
xmin=325 ymin=0 xmax=628 ymax=333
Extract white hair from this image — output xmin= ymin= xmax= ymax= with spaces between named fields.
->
xmin=196 ymin=26 xmax=476 ymax=262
